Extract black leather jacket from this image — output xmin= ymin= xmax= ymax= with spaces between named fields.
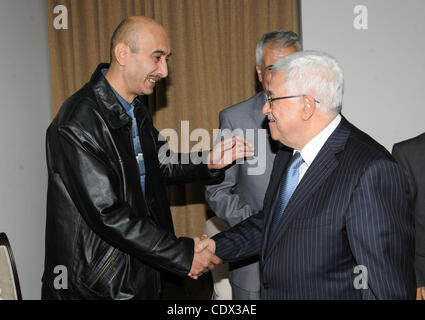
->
xmin=42 ymin=63 xmax=222 ymax=299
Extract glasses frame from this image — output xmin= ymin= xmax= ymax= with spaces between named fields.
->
xmin=266 ymin=94 xmax=320 ymax=106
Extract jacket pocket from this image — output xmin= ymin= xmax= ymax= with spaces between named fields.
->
xmin=83 ymin=246 xmax=122 ymax=294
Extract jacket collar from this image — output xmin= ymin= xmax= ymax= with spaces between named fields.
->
xmin=90 ymin=63 xmax=148 ymax=129
xmin=251 ymin=91 xmax=267 ymax=120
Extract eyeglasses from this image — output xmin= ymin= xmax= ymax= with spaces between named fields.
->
xmin=266 ymin=94 xmax=320 ymax=107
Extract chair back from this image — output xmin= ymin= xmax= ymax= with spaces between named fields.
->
xmin=0 ymin=233 xmax=22 ymax=300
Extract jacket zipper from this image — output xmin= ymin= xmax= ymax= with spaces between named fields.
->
xmin=128 ymin=123 xmax=150 ymax=213
xmin=128 ymin=125 xmax=144 ymax=191
xmin=89 ymin=249 xmax=119 ymax=289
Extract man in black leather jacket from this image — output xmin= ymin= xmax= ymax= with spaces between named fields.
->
xmin=42 ymin=16 xmax=253 ymax=299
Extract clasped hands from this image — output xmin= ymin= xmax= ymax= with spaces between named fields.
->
xmin=188 ymin=235 xmax=219 ymax=280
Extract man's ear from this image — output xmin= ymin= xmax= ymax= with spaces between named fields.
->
xmin=256 ymin=65 xmax=263 ymax=83
xmin=301 ymin=95 xmax=316 ymax=121
xmin=114 ymin=43 xmax=130 ymax=66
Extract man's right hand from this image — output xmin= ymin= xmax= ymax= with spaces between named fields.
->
xmin=194 ymin=236 xmax=216 ymax=254
xmin=188 ymin=236 xmax=221 ymax=280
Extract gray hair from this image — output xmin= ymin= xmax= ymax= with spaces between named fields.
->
xmin=272 ymin=51 xmax=344 ymax=114
xmin=255 ymin=30 xmax=301 ymax=67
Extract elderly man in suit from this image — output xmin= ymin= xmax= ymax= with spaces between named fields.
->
xmin=205 ymin=30 xmax=300 ymax=300
xmin=195 ymin=51 xmax=416 ymax=299
xmin=393 ymin=133 xmax=425 ymax=300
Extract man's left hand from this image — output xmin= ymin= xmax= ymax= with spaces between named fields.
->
xmin=207 ymin=136 xmax=254 ymax=170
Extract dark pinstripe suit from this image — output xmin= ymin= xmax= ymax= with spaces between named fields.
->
xmin=213 ymin=117 xmax=416 ymax=299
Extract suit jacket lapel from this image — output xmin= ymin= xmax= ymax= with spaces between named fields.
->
xmin=261 ymin=147 xmax=292 ymax=255
xmin=263 ymin=117 xmax=351 ymax=260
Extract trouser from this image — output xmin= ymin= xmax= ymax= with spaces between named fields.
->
xmin=204 ymin=216 xmax=232 ymax=300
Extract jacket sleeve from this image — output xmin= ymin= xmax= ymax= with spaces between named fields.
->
xmin=345 ymin=159 xmax=416 ymax=299
xmin=205 ymin=112 xmax=258 ymax=227
xmin=212 ymin=210 xmax=264 ymax=262
xmin=57 ymin=124 xmax=194 ymax=276
xmin=392 ymin=144 xmax=425 ymax=287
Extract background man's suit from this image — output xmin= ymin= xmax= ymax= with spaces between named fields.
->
xmin=213 ymin=117 xmax=416 ymax=299
xmin=205 ymin=91 xmax=278 ymax=299
xmin=393 ymin=132 xmax=425 ymax=287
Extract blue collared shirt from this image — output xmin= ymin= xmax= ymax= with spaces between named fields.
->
xmin=101 ymin=68 xmax=146 ymax=193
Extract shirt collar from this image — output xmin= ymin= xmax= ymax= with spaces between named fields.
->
xmin=295 ymin=113 xmax=342 ymax=167
xmin=101 ymin=68 xmax=134 ymax=115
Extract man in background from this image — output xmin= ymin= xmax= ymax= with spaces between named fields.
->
xmin=42 ymin=16 xmax=252 ymax=299
xmin=393 ymin=133 xmax=425 ymax=300
xmin=205 ymin=30 xmax=300 ymax=300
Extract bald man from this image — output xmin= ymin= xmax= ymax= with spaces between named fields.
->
xmin=42 ymin=16 xmax=253 ymax=300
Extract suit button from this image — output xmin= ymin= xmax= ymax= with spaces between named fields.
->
xmin=263 ymin=283 xmax=269 ymax=289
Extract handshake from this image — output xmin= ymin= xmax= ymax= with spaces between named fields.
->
xmin=188 ymin=235 xmax=220 ymax=280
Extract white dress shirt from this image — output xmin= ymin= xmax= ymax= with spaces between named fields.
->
xmin=295 ymin=114 xmax=342 ymax=183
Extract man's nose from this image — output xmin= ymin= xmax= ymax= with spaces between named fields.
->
xmin=262 ymin=100 xmax=271 ymax=115
xmin=158 ymin=58 xmax=168 ymax=78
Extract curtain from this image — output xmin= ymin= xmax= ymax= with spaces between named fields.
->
xmin=46 ymin=0 xmax=300 ymax=240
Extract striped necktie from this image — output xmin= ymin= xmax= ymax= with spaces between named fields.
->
xmin=270 ymin=151 xmax=304 ymax=237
